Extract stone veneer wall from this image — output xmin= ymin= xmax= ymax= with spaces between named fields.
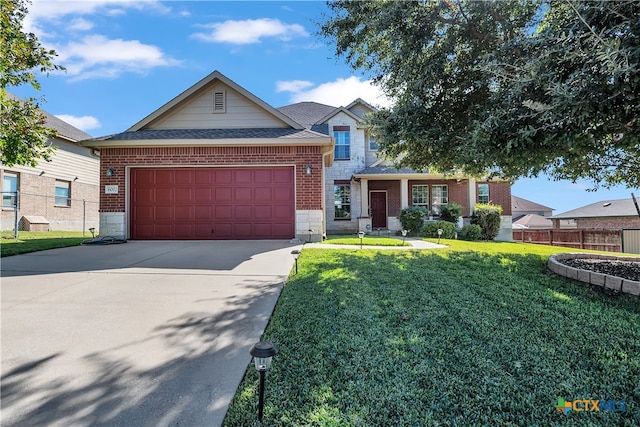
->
xmin=547 ymin=253 xmax=640 ymax=297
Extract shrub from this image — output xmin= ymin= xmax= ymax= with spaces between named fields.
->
xmin=458 ymin=224 xmax=482 ymax=241
xmin=439 ymin=203 xmax=462 ymax=223
xmin=422 ymin=220 xmax=456 ymax=239
xmin=470 ymin=203 xmax=503 ymax=240
xmin=399 ymin=206 xmax=428 ymax=235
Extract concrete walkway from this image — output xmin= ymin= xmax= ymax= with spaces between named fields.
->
xmin=304 ymin=237 xmax=446 ymax=250
xmin=1 ymin=240 xmax=301 ymax=427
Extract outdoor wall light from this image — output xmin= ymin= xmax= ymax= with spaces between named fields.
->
xmin=305 ymin=164 xmax=312 ymax=175
xmin=250 ymin=341 xmax=278 ymax=424
xmin=358 ymin=231 xmax=365 ymax=249
xmin=402 ymin=229 xmax=408 ymax=243
xmin=105 ymin=167 xmax=115 ymax=177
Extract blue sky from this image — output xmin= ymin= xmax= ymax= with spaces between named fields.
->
xmin=12 ymin=0 xmax=638 ymax=214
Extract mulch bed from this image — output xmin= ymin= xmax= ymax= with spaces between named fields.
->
xmin=561 ymin=258 xmax=640 ymax=282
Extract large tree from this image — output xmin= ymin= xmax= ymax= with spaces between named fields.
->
xmin=321 ymin=0 xmax=640 ymax=188
xmin=1 ymin=0 xmax=62 ymax=167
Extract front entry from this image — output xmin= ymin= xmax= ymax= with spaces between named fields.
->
xmin=370 ymin=191 xmax=387 ymax=228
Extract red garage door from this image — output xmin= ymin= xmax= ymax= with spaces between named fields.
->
xmin=130 ymin=167 xmax=295 ymax=240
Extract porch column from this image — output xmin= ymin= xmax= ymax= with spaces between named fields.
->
xmin=468 ymin=178 xmax=476 ymax=215
xmin=400 ymin=178 xmax=409 ymax=208
xmin=360 ymin=178 xmax=369 ymax=216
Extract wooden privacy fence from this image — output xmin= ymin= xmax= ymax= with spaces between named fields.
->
xmin=512 ymin=229 xmax=622 ymax=252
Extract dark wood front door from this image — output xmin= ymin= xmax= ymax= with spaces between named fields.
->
xmin=370 ymin=191 xmax=387 ymax=228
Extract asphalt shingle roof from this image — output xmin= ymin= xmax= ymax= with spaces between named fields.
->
xmin=551 ymin=198 xmax=640 ymax=219
xmin=356 ymin=164 xmax=426 ymax=175
xmin=277 ymin=102 xmax=336 ymax=129
xmin=95 ymin=128 xmax=326 ymax=141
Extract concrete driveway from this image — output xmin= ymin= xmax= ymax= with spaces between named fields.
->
xmin=1 ymin=240 xmax=301 ymax=427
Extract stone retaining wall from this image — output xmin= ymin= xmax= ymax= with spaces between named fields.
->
xmin=548 ymin=253 xmax=640 ymax=297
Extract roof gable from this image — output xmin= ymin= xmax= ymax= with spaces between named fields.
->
xmin=512 ymin=195 xmax=554 ymax=212
xmin=128 ymin=70 xmax=303 ymax=131
xmin=318 ymin=107 xmax=362 ymax=125
xmin=345 ymin=98 xmax=376 ymax=118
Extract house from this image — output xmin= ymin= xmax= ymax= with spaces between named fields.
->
xmin=512 ymin=214 xmax=554 ymax=230
xmin=1 ymin=94 xmax=99 ymax=232
xmin=511 ymin=195 xmax=553 ymax=220
xmin=551 ymin=198 xmax=640 ymax=230
xmin=82 ymin=71 xmax=513 ymax=241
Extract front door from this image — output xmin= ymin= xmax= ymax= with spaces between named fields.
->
xmin=370 ymin=191 xmax=387 ymax=228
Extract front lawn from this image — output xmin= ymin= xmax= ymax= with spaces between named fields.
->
xmin=323 ymin=235 xmax=409 ymax=246
xmin=1 ymin=231 xmax=88 ymax=257
xmin=224 ymin=241 xmax=639 ymax=426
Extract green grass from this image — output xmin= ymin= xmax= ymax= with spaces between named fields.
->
xmin=1 ymin=231 xmax=88 ymax=257
xmin=224 ymin=241 xmax=639 ymax=426
xmin=323 ymin=235 xmax=410 ymax=246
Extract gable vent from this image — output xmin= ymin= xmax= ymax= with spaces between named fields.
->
xmin=213 ymin=90 xmax=226 ymax=113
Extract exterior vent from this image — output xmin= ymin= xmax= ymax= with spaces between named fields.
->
xmin=213 ymin=90 xmax=226 ymax=113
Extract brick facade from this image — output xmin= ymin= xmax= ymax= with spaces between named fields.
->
xmin=409 ymin=179 xmax=470 ymax=216
xmin=479 ymin=181 xmax=512 ymax=215
xmin=99 ymin=145 xmax=324 ymax=212
xmin=577 ymin=217 xmax=640 ymax=229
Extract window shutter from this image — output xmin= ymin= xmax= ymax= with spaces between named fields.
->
xmin=213 ymin=90 xmax=226 ymax=113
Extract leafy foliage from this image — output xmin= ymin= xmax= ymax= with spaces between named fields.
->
xmin=458 ymin=224 xmax=482 ymax=241
xmin=471 ymin=203 xmax=503 ymax=241
xmin=438 ymin=202 xmax=462 ymax=223
xmin=398 ymin=206 xmax=427 ymax=235
xmin=421 ymin=220 xmax=455 ymax=239
xmin=320 ymin=0 xmax=640 ymax=188
xmin=1 ymin=0 xmax=63 ymax=166
xmin=224 ymin=244 xmax=640 ymax=426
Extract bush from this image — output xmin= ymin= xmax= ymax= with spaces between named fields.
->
xmin=470 ymin=203 xmax=503 ymax=240
xmin=458 ymin=224 xmax=482 ymax=241
xmin=439 ymin=203 xmax=462 ymax=223
xmin=422 ymin=221 xmax=456 ymax=239
xmin=399 ymin=206 xmax=428 ymax=235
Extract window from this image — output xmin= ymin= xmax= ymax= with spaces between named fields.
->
xmin=369 ymin=135 xmax=379 ymax=151
xmin=431 ymin=185 xmax=448 ymax=215
xmin=334 ymin=185 xmax=351 ymax=219
xmin=213 ymin=90 xmax=226 ymax=113
xmin=2 ymin=172 xmax=18 ymax=208
xmin=55 ymin=180 xmax=71 ymax=207
xmin=478 ymin=184 xmax=489 ymax=204
xmin=412 ymin=185 xmax=429 ymax=208
xmin=334 ymin=127 xmax=350 ymax=159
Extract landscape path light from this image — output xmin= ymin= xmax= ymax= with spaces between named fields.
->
xmin=358 ymin=231 xmax=365 ymax=249
xmin=437 ymin=228 xmax=443 ymax=244
xmin=401 ymin=229 xmax=407 ymax=244
xmin=249 ymin=341 xmax=278 ymax=424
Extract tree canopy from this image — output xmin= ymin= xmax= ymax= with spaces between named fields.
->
xmin=320 ymin=0 xmax=640 ymax=188
xmin=1 ymin=0 xmax=62 ymax=167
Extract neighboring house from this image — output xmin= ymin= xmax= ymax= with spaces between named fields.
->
xmin=82 ymin=71 xmax=512 ymax=241
xmin=512 ymin=214 xmax=554 ymax=229
xmin=1 ymin=94 xmax=99 ymax=232
xmin=511 ymin=195 xmax=553 ymax=220
xmin=551 ymin=198 xmax=640 ymax=230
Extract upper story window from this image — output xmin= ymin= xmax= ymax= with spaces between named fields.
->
xmin=412 ymin=185 xmax=429 ymax=208
xmin=334 ymin=184 xmax=351 ymax=219
xmin=478 ymin=183 xmax=489 ymax=204
xmin=431 ymin=185 xmax=448 ymax=215
xmin=368 ymin=135 xmax=379 ymax=151
xmin=333 ymin=126 xmax=350 ymax=160
xmin=55 ymin=180 xmax=71 ymax=207
xmin=2 ymin=172 xmax=18 ymax=208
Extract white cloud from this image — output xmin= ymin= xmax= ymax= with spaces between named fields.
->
xmin=69 ymin=18 xmax=94 ymax=32
xmin=193 ymin=18 xmax=309 ymax=44
xmin=56 ymin=114 xmax=101 ymax=131
xmin=278 ymin=76 xmax=393 ymax=108
xmin=55 ymin=35 xmax=180 ymax=80
xmin=276 ymin=80 xmax=314 ymax=93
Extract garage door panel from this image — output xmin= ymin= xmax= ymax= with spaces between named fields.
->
xmin=131 ymin=167 xmax=294 ymax=240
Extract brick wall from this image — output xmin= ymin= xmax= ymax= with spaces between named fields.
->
xmin=1 ymin=170 xmax=99 ymax=231
xmin=577 ymin=217 xmax=640 ymax=229
xmin=477 ymin=181 xmax=512 ymax=215
xmin=99 ymin=146 xmax=324 ymax=212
